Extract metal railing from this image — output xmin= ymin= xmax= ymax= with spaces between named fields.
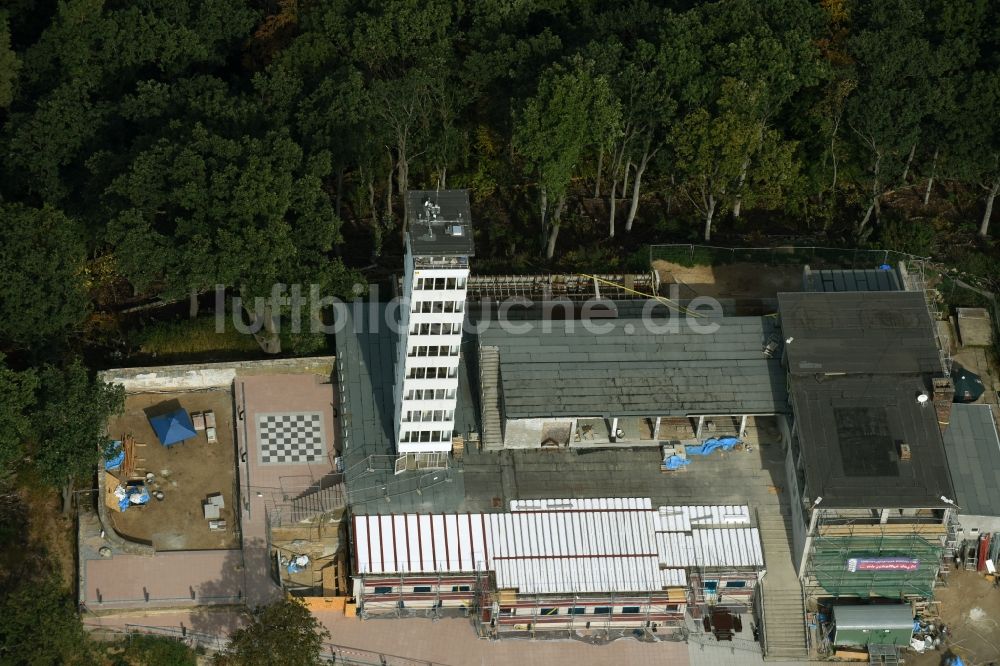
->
xmin=648 ymin=243 xmax=929 ymax=271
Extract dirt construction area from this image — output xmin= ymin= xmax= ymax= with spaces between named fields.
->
xmin=909 ymin=569 xmax=1000 ymax=666
xmin=653 ymin=260 xmax=803 ymax=300
xmin=105 ymin=390 xmax=238 ymax=551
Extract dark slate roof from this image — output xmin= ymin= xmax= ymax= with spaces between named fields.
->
xmin=790 ymin=374 xmax=954 ymax=508
xmin=778 ymin=292 xmax=942 ymax=376
xmin=335 ymin=303 xmax=476 ymax=514
xmin=406 ymin=190 xmax=474 ymax=256
xmin=477 ymin=316 xmax=788 ymax=419
xmin=943 ymin=404 xmax=1000 ymax=518
xmin=803 ymin=268 xmax=901 ymax=293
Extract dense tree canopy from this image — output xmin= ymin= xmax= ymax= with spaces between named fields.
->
xmin=215 ymin=599 xmax=329 ymax=666
xmin=0 ymin=0 xmax=997 ymax=659
xmin=0 ymin=0 xmax=996 ymax=298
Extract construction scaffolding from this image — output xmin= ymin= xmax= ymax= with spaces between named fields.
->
xmin=807 ymin=531 xmax=943 ymax=599
xmin=463 ymin=273 xmax=658 ymax=302
xmin=487 ymin=589 xmax=686 ymax=639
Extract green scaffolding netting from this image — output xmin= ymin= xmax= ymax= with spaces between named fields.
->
xmin=810 ymin=534 xmax=942 ymax=599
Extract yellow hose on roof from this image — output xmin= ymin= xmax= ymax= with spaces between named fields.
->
xmin=577 ymin=273 xmax=705 ymax=318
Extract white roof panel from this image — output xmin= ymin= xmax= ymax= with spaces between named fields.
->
xmin=656 ymin=532 xmax=696 ymax=567
xmin=510 ymin=497 xmax=653 ymax=512
xmin=661 ymin=568 xmax=688 ymax=587
xmin=692 ymin=528 xmax=763 ymax=568
xmin=353 ymin=504 xmax=758 ymax=587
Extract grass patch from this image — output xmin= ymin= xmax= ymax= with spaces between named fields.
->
xmin=131 ymin=314 xmax=331 ymax=363
xmin=133 ymin=315 xmax=262 ymax=361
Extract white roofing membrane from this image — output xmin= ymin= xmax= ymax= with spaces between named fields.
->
xmin=510 ymin=497 xmax=653 ymax=512
xmin=653 ymin=505 xmax=751 ymax=531
xmin=353 ymin=501 xmax=759 ymax=593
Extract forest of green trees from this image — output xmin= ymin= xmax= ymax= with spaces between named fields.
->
xmin=0 ymin=1 xmax=999 ymax=662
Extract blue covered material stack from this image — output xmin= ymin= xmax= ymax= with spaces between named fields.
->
xmin=686 ymin=436 xmax=741 ymax=457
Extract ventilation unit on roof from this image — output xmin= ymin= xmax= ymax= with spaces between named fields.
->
xmin=447 ymin=225 xmax=465 ymax=236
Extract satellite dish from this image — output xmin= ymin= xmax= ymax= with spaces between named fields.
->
xmin=916 ymin=393 xmax=930 ymax=404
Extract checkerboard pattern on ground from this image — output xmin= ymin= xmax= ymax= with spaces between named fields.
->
xmin=256 ymin=412 xmax=326 ymax=464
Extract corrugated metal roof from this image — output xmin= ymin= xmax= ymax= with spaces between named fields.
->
xmin=354 ymin=502 xmax=761 ymax=591
xmin=353 ymin=514 xmax=489 ymax=574
xmin=833 ymin=604 xmax=913 ymax=630
xmin=654 ymin=505 xmax=751 ymax=531
xmin=661 ymin=568 xmax=687 ymax=587
xmin=654 ymin=506 xmax=692 ymax=532
xmin=511 ymin=497 xmax=652 ymax=512
xmin=486 ymin=508 xmax=662 ymax=594
xmin=653 ymin=505 xmax=762 ymax=569
xmin=692 ymin=529 xmax=764 ymax=568
xmin=354 ymin=499 xmax=666 ymax=594
xmin=656 ymin=532 xmax=696 ymax=567
xmin=804 ymin=268 xmax=901 ymax=293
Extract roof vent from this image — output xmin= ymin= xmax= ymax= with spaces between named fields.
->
xmin=916 ymin=392 xmax=930 ymax=405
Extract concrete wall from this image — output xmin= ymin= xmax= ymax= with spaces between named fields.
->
xmin=503 ymin=418 xmax=575 ymax=449
xmin=784 ymin=434 xmax=808 ymax=574
xmin=955 ymin=514 xmax=1000 ymax=536
xmin=101 ymin=357 xmax=335 ymax=393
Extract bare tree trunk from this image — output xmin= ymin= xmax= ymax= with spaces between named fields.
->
xmin=335 ymin=167 xmax=344 ymax=219
xmin=189 ymin=288 xmax=199 ymax=319
xmin=859 ymin=152 xmax=881 ymax=234
xmin=703 ymin=194 xmax=716 ymax=242
xmin=608 ymin=177 xmax=618 ymax=238
xmin=625 ymin=152 xmax=650 ymax=232
xmin=923 ymin=148 xmax=938 ymax=205
xmin=829 ymin=113 xmax=842 ymax=199
xmin=396 ymin=152 xmax=409 ymax=231
xmin=61 ymin=479 xmax=74 ymax=516
xmin=385 ymin=151 xmax=394 ymax=229
xmin=546 ymin=195 xmax=567 ymax=259
xmin=981 ymin=175 xmax=1000 ymax=238
xmin=594 ymin=148 xmax=603 ymax=198
xmin=622 ymin=160 xmax=632 ymax=203
xmin=539 ymin=185 xmax=548 ymax=233
xmin=440 ymin=166 xmax=446 ymax=190
xmin=901 ymin=141 xmax=917 ymax=182
xmin=733 ymin=154 xmax=751 ymax=219
xmin=247 ymin=300 xmax=282 ymax=354
xmin=859 ymin=198 xmax=876 ymax=232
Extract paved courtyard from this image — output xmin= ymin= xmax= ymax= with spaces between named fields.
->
xmin=461 ymin=417 xmax=791 ymax=512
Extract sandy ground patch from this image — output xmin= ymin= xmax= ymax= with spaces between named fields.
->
xmin=106 ymin=390 xmax=238 ymax=551
xmin=653 ymin=261 xmax=802 ymax=300
xmin=909 ymin=569 xmax=1000 ymax=665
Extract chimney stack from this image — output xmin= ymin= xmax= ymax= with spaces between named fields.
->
xmin=932 ymin=377 xmax=955 ymax=432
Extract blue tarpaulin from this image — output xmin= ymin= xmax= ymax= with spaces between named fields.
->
xmin=686 ymin=436 xmax=741 ymax=456
xmin=149 ymin=409 xmax=196 ymax=447
xmin=663 ymin=455 xmax=691 ymax=471
xmin=116 ymin=484 xmax=150 ymax=512
xmin=104 ymin=440 xmax=125 ymax=471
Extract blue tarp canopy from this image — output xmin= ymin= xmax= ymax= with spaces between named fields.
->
xmin=104 ymin=440 xmax=125 ymax=471
xmin=149 ymin=409 xmax=196 ymax=447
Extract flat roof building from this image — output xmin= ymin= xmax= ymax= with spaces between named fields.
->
xmin=942 ymin=403 xmax=1000 ymax=536
xmin=778 ymin=291 xmax=955 ymax=602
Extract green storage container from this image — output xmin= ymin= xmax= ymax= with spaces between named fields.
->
xmin=832 ymin=604 xmax=914 ymax=647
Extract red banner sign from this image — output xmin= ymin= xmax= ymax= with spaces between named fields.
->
xmin=846 ymin=557 xmax=920 ymax=572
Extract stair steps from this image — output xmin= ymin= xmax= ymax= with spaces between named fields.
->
xmin=756 ymin=510 xmax=809 ymax=659
xmin=479 ymin=347 xmax=503 ymax=450
xmin=289 ymin=484 xmax=346 ymax=523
